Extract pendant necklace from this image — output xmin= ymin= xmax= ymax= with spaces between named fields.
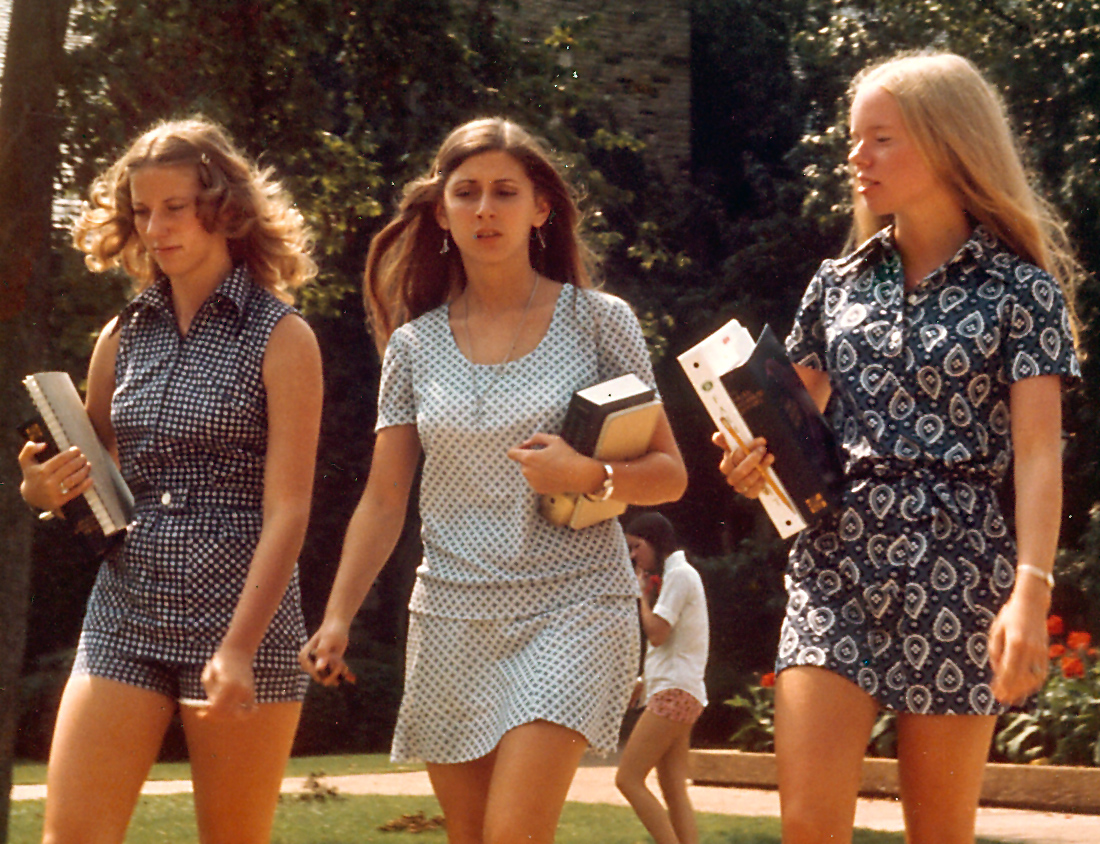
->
xmin=462 ymin=270 xmax=540 ymax=418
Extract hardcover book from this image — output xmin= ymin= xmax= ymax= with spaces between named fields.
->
xmin=21 ymin=372 xmax=134 ymax=556
xmin=541 ymin=373 xmax=662 ymax=530
xmin=677 ymin=320 xmax=844 ymax=538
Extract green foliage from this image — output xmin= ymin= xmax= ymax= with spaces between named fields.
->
xmin=725 ymin=681 xmax=776 ymax=753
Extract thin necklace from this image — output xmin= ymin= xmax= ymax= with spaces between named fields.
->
xmin=462 ymin=269 xmax=540 ymax=415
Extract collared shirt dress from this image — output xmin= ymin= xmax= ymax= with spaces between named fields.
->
xmin=75 ymin=267 xmax=309 ymax=702
xmin=378 ymin=284 xmax=647 ymax=763
xmin=779 ymin=226 xmax=1079 ymax=715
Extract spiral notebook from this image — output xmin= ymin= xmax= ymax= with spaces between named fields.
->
xmin=21 ymin=372 xmax=134 ymax=549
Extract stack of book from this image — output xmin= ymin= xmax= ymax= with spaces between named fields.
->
xmin=540 ymin=373 xmax=662 ymax=530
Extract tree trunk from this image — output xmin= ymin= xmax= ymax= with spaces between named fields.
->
xmin=0 ymin=0 xmax=75 ymax=839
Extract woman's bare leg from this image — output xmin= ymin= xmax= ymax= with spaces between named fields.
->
xmin=483 ymin=720 xmax=587 ymax=844
xmin=42 ymin=675 xmax=175 ymax=844
xmin=774 ymin=666 xmax=879 ymax=844
xmin=656 ymin=723 xmax=697 ymax=844
xmin=896 ymin=712 xmax=996 ymax=844
xmin=615 ymin=708 xmax=691 ymax=844
xmin=181 ymin=701 xmax=301 ymax=844
xmin=426 ymin=752 xmax=497 ymax=844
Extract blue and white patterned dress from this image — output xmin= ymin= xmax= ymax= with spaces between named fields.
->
xmin=76 ymin=267 xmax=309 ymax=702
xmin=779 ymin=226 xmax=1079 ymax=715
xmin=378 ymin=283 xmax=648 ymax=762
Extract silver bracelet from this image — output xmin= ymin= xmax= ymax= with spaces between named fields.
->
xmin=1017 ymin=563 xmax=1054 ymax=590
xmin=585 ymin=463 xmax=614 ymax=502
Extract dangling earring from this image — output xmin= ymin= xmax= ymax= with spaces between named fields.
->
xmin=440 ymin=233 xmax=450 ymax=255
xmin=536 ymin=226 xmax=546 ymax=250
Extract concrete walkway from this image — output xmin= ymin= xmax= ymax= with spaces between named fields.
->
xmin=12 ymin=764 xmax=1100 ymax=843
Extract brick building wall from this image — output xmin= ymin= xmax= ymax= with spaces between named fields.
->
xmin=457 ymin=0 xmax=692 ymax=179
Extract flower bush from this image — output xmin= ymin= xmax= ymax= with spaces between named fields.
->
xmin=724 ymin=672 xmax=776 ymax=752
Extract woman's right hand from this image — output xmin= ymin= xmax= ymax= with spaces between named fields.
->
xmin=299 ymin=620 xmax=355 ymax=687
xmin=17 ymin=442 xmax=93 ymax=512
xmin=713 ymin=432 xmax=774 ymax=499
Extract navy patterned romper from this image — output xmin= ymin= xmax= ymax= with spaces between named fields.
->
xmin=778 ymin=226 xmax=1079 ymax=715
xmin=73 ymin=267 xmax=310 ymax=703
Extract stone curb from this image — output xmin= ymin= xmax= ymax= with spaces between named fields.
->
xmin=689 ymin=750 xmax=1100 ymax=815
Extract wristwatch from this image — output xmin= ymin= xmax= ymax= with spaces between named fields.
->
xmin=586 ymin=463 xmax=615 ymax=502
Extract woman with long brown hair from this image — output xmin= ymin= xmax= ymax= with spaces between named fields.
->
xmin=302 ymin=116 xmax=687 ymax=844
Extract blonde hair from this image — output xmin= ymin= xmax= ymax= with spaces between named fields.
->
xmin=847 ymin=52 xmax=1081 ymax=313
xmin=72 ymin=116 xmax=316 ymax=301
xmin=364 ymin=117 xmax=595 ymax=354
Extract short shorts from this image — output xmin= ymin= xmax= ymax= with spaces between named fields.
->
xmin=647 ymin=688 xmax=704 ymax=725
xmin=73 ymin=632 xmax=309 ymax=704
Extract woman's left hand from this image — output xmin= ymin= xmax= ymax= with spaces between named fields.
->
xmin=988 ymin=584 xmax=1051 ymax=705
xmin=199 ymin=646 xmax=258 ymax=720
xmin=506 ymin=432 xmax=593 ymax=495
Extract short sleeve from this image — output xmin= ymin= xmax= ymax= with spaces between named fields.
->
xmin=785 ymin=265 xmax=829 ymax=371
xmin=376 ymin=326 xmax=418 ymax=430
xmin=1002 ymin=266 xmax=1081 ymax=383
xmin=584 ymin=288 xmax=658 ymax=393
xmin=652 ymin=566 xmax=691 ymax=628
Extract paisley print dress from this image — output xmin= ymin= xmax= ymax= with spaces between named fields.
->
xmin=779 ymin=226 xmax=1079 ymax=714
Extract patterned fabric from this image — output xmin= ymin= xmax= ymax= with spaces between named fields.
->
xmin=73 ymin=637 xmax=305 ymax=702
xmin=75 ymin=266 xmax=309 ymax=703
xmin=379 ymin=283 xmax=653 ymax=761
xmin=647 ymin=688 xmax=705 ymax=725
xmin=377 ymin=284 xmax=653 ymax=619
xmin=780 ymin=226 xmax=1079 ymax=715
xmin=392 ymin=597 xmax=638 ymax=763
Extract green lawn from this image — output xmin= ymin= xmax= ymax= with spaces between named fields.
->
xmin=10 ymin=754 xmax=1009 ymax=843
xmin=9 ymin=791 xmax=946 ymax=844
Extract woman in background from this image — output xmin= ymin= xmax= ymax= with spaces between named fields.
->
xmin=301 ymin=117 xmax=687 ymax=844
xmin=718 ymin=52 xmax=1080 ymax=844
xmin=616 ymin=512 xmax=709 ymax=844
xmin=18 ymin=116 xmax=321 ymax=844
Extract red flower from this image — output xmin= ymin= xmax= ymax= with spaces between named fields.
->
xmin=760 ymin=672 xmax=776 ymax=688
xmin=648 ymin=574 xmax=662 ymax=594
xmin=1047 ymin=615 xmax=1065 ymax=637
xmin=1061 ymin=655 xmax=1086 ymax=679
xmin=1067 ymin=630 xmax=1092 ymax=651
xmin=1049 ymin=643 xmax=1066 ymax=658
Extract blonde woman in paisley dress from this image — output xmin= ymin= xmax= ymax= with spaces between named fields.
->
xmin=301 ymin=117 xmax=687 ymax=844
xmin=18 ymin=117 xmax=321 ymax=844
xmin=718 ymin=53 xmax=1081 ymax=844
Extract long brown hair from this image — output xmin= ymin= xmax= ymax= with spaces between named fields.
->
xmin=364 ymin=117 xmax=595 ymax=354
xmin=73 ymin=116 xmax=316 ymax=301
xmin=846 ymin=52 xmax=1081 ymax=323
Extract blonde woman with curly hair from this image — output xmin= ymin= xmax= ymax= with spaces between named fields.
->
xmin=718 ymin=53 xmax=1081 ymax=844
xmin=302 ymin=117 xmax=687 ymax=844
xmin=18 ymin=115 xmax=321 ymax=844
